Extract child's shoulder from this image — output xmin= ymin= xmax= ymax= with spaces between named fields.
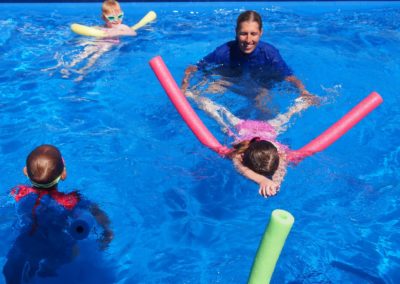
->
xmin=10 ymin=185 xmax=89 ymax=211
xmin=10 ymin=185 xmax=38 ymax=202
xmin=50 ymin=190 xmax=82 ymax=211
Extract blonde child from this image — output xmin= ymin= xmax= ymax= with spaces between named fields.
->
xmin=100 ymin=0 xmax=137 ymax=37
xmin=52 ymin=0 xmax=136 ymax=81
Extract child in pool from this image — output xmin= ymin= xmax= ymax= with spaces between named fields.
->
xmin=52 ymin=0 xmax=136 ymax=81
xmin=2 ymin=145 xmax=113 ymax=284
xmin=185 ymin=91 xmax=314 ymax=197
xmin=99 ymin=0 xmax=137 ymax=38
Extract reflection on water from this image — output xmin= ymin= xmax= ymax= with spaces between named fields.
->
xmin=0 ymin=2 xmax=399 ymax=283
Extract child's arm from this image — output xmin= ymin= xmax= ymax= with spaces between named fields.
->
xmin=285 ymin=75 xmax=311 ymax=97
xmin=271 ymin=154 xmax=287 ymax=189
xmin=89 ymin=204 xmax=114 ymax=250
xmin=232 ymin=154 xmax=280 ymax=197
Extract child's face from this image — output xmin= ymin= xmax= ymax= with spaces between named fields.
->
xmin=103 ymin=8 xmax=124 ymax=28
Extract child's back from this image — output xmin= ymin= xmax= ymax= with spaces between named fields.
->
xmin=3 ymin=145 xmax=112 ymax=284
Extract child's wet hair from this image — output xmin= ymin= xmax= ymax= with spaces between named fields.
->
xmin=232 ymin=138 xmax=279 ymax=177
xmin=102 ymin=0 xmax=121 ymax=14
xmin=26 ymin=144 xmax=64 ymax=186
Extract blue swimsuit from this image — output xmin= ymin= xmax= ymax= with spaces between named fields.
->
xmin=198 ymin=40 xmax=293 ymax=81
xmin=3 ymin=186 xmax=90 ymax=283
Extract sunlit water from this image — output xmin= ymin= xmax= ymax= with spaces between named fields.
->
xmin=0 ymin=2 xmax=399 ymax=283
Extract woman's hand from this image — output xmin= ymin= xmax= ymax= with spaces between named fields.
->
xmin=181 ymin=65 xmax=198 ymax=92
xmin=184 ymin=65 xmax=198 ymax=75
xmin=300 ymin=90 xmax=322 ymax=106
xmin=258 ymin=177 xmax=280 ymax=197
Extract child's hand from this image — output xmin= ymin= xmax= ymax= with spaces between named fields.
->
xmin=258 ymin=177 xmax=280 ymax=198
xmin=99 ymin=229 xmax=114 ymax=250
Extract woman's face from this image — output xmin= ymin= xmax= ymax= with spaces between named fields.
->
xmin=236 ymin=21 xmax=263 ymax=54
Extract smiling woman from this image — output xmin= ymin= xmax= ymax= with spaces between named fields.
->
xmin=181 ymin=10 xmax=315 ymax=113
xmin=0 ymin=2 xmax=398 ymax=283
xmin=236 ymin=10 xmax=263 ymax=54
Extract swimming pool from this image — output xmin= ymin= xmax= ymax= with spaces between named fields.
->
xmin=0 ymin=1 xmax=399 ymax=283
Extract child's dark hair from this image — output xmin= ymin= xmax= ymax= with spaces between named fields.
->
xmin=26 ymin=144 xmax=64 ymax=186
xmin=236 ymin=10 xmax=263 ymax=33
xmin=230 ymin=138 xmax=279 ymax=177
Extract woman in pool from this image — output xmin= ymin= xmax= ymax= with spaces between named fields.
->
xmin=185 ymin=90 xmax=313 ymax=197
xmin=182 ymin=10 xmax=315 ymax=110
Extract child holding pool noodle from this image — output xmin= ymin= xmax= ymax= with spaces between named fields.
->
xmin=185 ymin=91 xmax=314 ymax=197
xmin=53 ymin=1 xmax=155 ymax=81
xmin=2 ymin=145 xmax=113 ymax=284
xmin=62 ymin=0 xmax=136 ymax=81
xmin=71 ymin=0 xmax=156 ymax=38
xmin=150 ymin=56 xmax=383 ymax=198
xmin=98 ymin=0 xmax=137 ymax=37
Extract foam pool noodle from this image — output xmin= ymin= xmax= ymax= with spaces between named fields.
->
xmin=71 ymin=10 xmax=157 ymax=37
xmin=288 ymin=91 xmax=383 ymax=163
xmin=69 ymin=210 xmax=95 ymax=240
xmin=248 ymin=209 xmax=295 ymax=284
xmin=149 ymin=55 xmax=231 ymax=156
xmin=131 ymin=11 xmax=157 ymax=31
xmin=149 ymin=56 xmax=382 ymax=162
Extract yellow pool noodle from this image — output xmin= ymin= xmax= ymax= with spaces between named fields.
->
xmin=131 ymin=11 xmax=157 ymax=31
xmin=71 ymin=10 xmax=157 ymax=37
xmin=71 ymin=23 xmax=107 ymax=37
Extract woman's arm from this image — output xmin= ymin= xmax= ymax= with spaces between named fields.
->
xmin=285 ymin=75 xmax=321 ymax=104
xmin=232 ymin=154 xmax=280 ymax=197
xmin=285 ymin=75 xmax=310 ymax=97
xmin=181 ymin=65 xmax=198 ymax=93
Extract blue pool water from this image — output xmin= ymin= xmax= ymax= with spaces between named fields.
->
xmin=0 ymin=2 xmax=399 ymax=283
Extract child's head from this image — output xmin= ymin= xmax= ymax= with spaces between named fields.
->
xmin=102 ymin=0 xmax=124 ymax=27
xmin=23 ymin=144 xmax=66 ymax=189
xmin=234 ymin=138 xmax=279 ymax=177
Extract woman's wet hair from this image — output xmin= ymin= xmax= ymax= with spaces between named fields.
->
xmin=236 ymin=10 xmax=263 ymax=32
xmin=26 ymin=145 xmax=64 ymax=186
xmin=232 ymin=138 xmax=279 ymax=177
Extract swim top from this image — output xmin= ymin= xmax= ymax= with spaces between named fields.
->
xmin=11 ymin=185 xmax=83 ymax=233
xmin=198 ymin=40 xmax=293 ymax=80
xmin=11 ymin=185 xmax=80 ymax=210
xmin=233 ymin=120 xmax=289 ymax=153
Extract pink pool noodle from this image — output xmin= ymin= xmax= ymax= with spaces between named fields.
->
xmin=149 ymin=56 xmax=231 ymax=156
xmin=288 ymin=91 xmax=383 ymax=162
xmin=149 ymin=56 xmax=382 ymax=162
